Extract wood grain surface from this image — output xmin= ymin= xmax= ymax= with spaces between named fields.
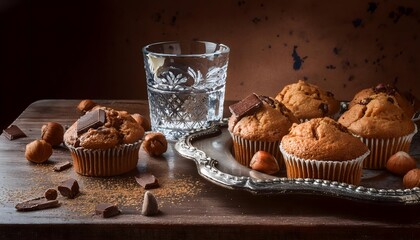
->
xmin=0 ymin=99 xmax=419 ymax=240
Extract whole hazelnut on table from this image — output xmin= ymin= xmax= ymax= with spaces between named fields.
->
xmin=41 ymin=122 xmax=64 ymax=147
xmin=142 ymin=132 xmax=168 ymax=157
xmin=44 ymin=188 xmax=58 ymax=200
xmin=131 ymin=113 xmax=151 ymax=131
xmin=249 ymin=151 xmax=280 ymax=175
xmin=403 ymin=169 xmax=420 ymax=189
xmin=25 ymin=140 xmax=52 ymax=163
xmin=385 ymin=151 xmax=417 ymax=176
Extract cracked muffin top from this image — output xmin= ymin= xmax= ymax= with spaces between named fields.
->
xmin=228 ymin=95 xmax=299 ymax=142
xmin=281 ymin=117 xmax=369 ymax=161
xmin=64 ymin=106 xmax=145 ymax=149
xmin=338 ymin=93 xmax=415 ymax=138
xmin=348 ymin=83 xmax=415 ymax=118
xmin=275 ymin=80 xmax=340 ymax=121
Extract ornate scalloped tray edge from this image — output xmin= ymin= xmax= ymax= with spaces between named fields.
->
xmin=175 ymin=119 xmax=420 ymax=205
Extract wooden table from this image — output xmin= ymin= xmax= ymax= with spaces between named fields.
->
xmin=0 ymin=99 xmax=419 ymax=240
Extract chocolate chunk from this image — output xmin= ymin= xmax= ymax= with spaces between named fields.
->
xmin=229 ymin=93 xmax=262 ymax=119
xmin=359 ymin=97 xmax=372 ymax=105
xmin=373 ymin=83 xmax=396 ymax=95
xmin=44 ymin=188 xmax=58 ymax=200
xmin=3 ymin=125 xmax=27 ymax=140
xmin=318 ymin=103 xmax=329 ymax=116
xmin=53 ymin=161 xmax=72 ymax=172
xmin=95 ymin=203 xmax=121 ymax=218
xmin=135 ymin=173 xmax=160 ymax=189
xmin=58 ymin=178 xmax=79 ymax=199
xmin=77 ymin=109 xmax=106 ymax=135
xmin=142 ymin=191 xmax=159 ymax=216
xmin=15 ymin=197 xmax=60 ymax=212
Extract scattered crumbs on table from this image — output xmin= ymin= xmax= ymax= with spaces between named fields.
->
xmin=1 ymin=162 xmax=205 ymax=216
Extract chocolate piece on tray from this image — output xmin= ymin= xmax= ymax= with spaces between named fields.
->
xmin=142 ymin=191 xmax=159 ymax=216
xmin=135 ymin=173 xmax=160 ymax=189
xmin=95 ymin=203 xmax=121 ymax=218
xmin=58 ymin=178 xmax=79 ymax=199
xmin=229 ymin=93 xmax=262 ymax=120
xmin=15 ymin=197 xmax=60 ymax=212
xmin=3 ymin=125 xmax=27 ymax=140
xmin=77 ymin=109 xmax=106 ymax=135
xmin=53 ymin=161 xmax=72 ymax=172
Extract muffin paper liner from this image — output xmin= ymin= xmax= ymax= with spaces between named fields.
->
xmin=66 ymin=140 xmax=141 ymax=177
xmin=231 ymin=134 xmax=283 ymax=167
xmin=279 ymin=143 xmax=370 ymax=185
xmin=357 ymin=124 xmax=417 ymax=169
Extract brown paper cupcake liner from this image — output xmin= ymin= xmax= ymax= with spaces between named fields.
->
xmin=279 ymin=143 xmax=370 ymax=185
xmin=66 ymin=140 xmax=141 ymax=177
xmin=231 ymin=134 xmax=283 ymax=167
xmin=357 ymin=124 xmax=417 ymax=169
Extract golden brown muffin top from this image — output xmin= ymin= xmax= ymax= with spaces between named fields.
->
xmin=281 ymin=117 xmax=369 ymax=161
xmin=338 ymin=93 xmax=415 ymax=138
xmin=349 ymin=83 xmax=415 ymax=118
xmin=275 ymin=80 xmax=340 ymax=120
xmin=228 ymin=95 xmax=299 ymax=141
xmin=64 ymin=107 xmax=144 ymax=149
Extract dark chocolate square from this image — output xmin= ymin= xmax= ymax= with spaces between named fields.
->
xmin=3 ymin=125 xmax=27 ymax=140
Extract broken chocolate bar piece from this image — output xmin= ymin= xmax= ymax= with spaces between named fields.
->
xmin=95 ymin=203 xmax=121 ymax=218
xmin=15 ymin=197 xmax=60 ymax=212
xmin=77 ymin=108 xmax=106 ymax=135
xmin=135 ymin=173 xmax=160 ymax=189
xmin=142 ymin=191 xmax=159 ymax=216
xmin=53 ymin=161 xmax=72 ymax=172
xmin=58 ymin=178 xmax=79 ymax=199
xmin=3 ymin=125 xmax=27 ymax=140
xmin=229 ymin=93 xmax=262 ymax=120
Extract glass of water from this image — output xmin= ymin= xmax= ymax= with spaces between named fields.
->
xmin=142 ymin=41 xmax=230 ymax=140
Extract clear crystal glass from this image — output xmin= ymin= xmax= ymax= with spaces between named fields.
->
xmin=143 ymin=41 xmax=230 ymax=140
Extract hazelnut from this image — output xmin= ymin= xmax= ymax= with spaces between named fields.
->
xmin=25 ymin=140 xmax=52 ymax=163
xmin=77 ymin=99 xmax=97 ymax=113
xmin=386 ymin=151 xmax=416 ymax=176
xmin=142 ymin=132 xmax=167 ymax=157
xmin=249 ymin=151 xmax=280 ymax=175
xmin=131 ymin=113 xmax=151 ymax=131
xmin=44 ymin=188 xmax=58 ymax=200
xmin=403 ymin=169 xmax=420 ymax=189
xmin=41 ymin=122 xmax=64 ymax=147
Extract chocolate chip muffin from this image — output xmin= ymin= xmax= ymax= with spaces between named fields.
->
xmin=64 ymin=107 xmax=145 ymax=176
xmin=348 ymin=83 xmax=415 ymax=118
xmin=280 ymin=117 xmax=370 ymax=185
xmin=338 ymin=93 xmax=417 ymax=169
xmin=275 ymin=80 xmax=340 ymax=121
xmin=228 ymin=94 xmax=299 ymax=168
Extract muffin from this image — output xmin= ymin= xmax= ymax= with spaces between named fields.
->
xmin=64 ymin=106 xmax=145 ymax=177
xmin=275 ymin=80 xmax=340 ymax=121
xmin=228 ymin=93 xmax=299 ymax=167
xmin=280 ymin=117 xmax=370 ymax=185
xmin=348 ymin=83 xmax=415 ymax=118
xmin=338 ymin=93 xmax=417 ymax=169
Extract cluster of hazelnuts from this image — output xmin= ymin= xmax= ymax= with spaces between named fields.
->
xmin=24 ymin=99 xmax=168 ymax=164
xmin=25 ymin=122 xmax=64 ymax=163
xmin=385 ymin=151 xmax=420 ymax=189
xmin=250 ymin=150 xmax=420 ymax=189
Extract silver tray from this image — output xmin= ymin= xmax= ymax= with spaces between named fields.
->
xmin=175 ymin=119 xmax=420 ymax=205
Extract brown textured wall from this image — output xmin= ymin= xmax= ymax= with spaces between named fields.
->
xmin=1 ymin=0 xmax=419 ymax=129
